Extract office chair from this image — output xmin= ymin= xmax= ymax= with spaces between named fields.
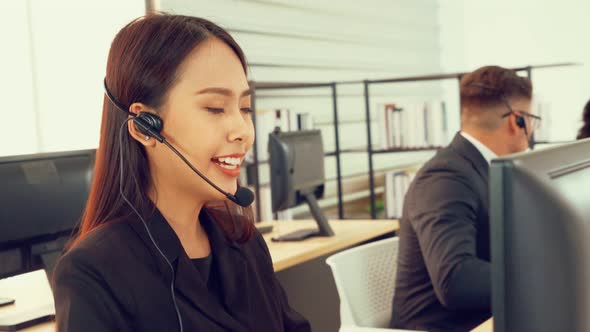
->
xmin=326 ymin=237 xmax=422 ymax=332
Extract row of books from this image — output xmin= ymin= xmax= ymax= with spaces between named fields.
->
xmin=377 ymin=101 xmax=450 ymax=150
xmin=376 ymin=99 xmax=552 ymax=151
xmin=384 ymin=170 xmax=417 ymax=219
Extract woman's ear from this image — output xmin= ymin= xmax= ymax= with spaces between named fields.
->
xmin=127 ymin=102 xmax=157 ymax=147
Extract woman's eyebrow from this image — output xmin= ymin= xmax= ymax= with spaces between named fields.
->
xmin=195 ymin=87 xmax=252 ymax=97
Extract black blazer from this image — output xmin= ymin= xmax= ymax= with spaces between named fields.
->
xmin=52 ymin=207 xmax=311 ymax=332
xmin=391 ymin=133 xmax=492 ymax=332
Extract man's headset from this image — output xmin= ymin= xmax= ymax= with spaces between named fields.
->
xmin=104 ymin=78 xmax=254 ymax=332
xmin=466 ymin=83 xmax=529 ymax=136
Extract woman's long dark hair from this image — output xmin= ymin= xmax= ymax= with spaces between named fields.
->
xmin=69 ymin=13 xmax=255 ymax=250
xmin=577 ymin=99 xmax=590 ymax=140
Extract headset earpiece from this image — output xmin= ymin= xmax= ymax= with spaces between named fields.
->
xmin=514 ymin=114 xmax=530 ymax=139
xmin=133 ymin=112 xmax=164 ymax=142
xmin=515 ymin=115 xmax=526 ymax=129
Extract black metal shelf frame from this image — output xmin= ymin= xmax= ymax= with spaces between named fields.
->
xmin=249 ymin=82 xmax=344 ymax=221
xmin=248 ymin=62 xmax=579 ymax=220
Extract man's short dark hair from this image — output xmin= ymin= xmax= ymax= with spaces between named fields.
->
xmin=460 ymin=66 xmax=532 ymax=109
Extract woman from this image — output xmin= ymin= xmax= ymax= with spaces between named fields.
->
xmin=52 ymin=13 xmax=310 ymax=332
xmin=576 ymin=99 xmax=590 ymax=139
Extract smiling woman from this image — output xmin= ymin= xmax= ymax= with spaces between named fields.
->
xmin=51 ymin=13 xmax=311 ymax=332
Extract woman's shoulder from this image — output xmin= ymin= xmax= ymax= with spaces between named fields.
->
xmin=53 ymin=221 xmax=141 ymax=282
xmin=74 ymin=221 xmax=138 ymax=256
xmin=51 ymin=222 xmax=141 ymax=324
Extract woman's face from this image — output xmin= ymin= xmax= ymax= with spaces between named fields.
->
xmin=144 ymin=37 xmax=254 ymax=203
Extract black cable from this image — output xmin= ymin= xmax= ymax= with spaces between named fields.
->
xmin=118 ymin=119 xmax=184 ymax=332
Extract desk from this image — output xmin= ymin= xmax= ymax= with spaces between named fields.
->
xmin=262 ymin=219 xmax=399 ymax=272
xmin=471 ymin=318 xmax=493 ymax=332
xmin=2 ymin=219 xmax=398 ymax=331
xmin=0 ymin=270 xmax=54 ymax=332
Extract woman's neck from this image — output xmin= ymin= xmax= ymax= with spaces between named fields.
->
xmin=148 ymin=184 xmax=211 ymax=259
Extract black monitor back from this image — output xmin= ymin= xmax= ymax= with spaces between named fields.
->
xmin=490 ymin=139 xmax=590 ymax=332
xmin=0 ymin=149 xmax=95 ymax=245
xmin=269 ymin=130 xmax=325 ymax=212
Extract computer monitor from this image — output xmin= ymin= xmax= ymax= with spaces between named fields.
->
xmin=490 ymin=139 xmax=590 ymax=332
xmin=268 ymin=129 xmax=334 ymax=241
xmin=0 ymin=149 xmax=95 ymax=275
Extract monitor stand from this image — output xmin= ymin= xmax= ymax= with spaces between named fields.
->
xmin=271 ymin=191 xmax=335 ymax=242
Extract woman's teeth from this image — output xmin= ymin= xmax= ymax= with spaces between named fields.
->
xmin=218 ymin=157 xmax=241 ymax=165
xmin=213 ymin=157 xmax=241 ymax=169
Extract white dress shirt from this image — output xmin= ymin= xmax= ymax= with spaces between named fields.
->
xmin=460 ymin=132 xmax=498 ymax=165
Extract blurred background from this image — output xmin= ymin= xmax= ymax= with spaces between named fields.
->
xmin=1 ymin=0 xmax=588 ymax=219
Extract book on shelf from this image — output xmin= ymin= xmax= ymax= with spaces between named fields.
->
xmin=383 ymin=169 xmax=417 ymax=219
xmin=297 ymin=113 xmax=314 ymax=130
xmin=392 ymin=108 xmax=402 ymax=148
xmin=384 ymin=171 xmax=395 ymax=219
xmin=400 ymin=103 xmax=411 ymax=148
xmin=415 ymin=102 xmax=427 ymax=148
xmin=426 ymin=100 xmax=449 ymax=147
xmin=377 ymin=100 xmax=449 ymax=150
xmin=377 ymin=103 xmax=397 ymax=149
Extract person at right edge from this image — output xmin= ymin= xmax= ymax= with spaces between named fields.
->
xmin=576 ymin=98 xmax=590 ymax=140
xmin=390 ymin=66 xmax=539 ymax=332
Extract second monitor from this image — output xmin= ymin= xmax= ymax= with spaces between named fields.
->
xmin=268 ymin=129 xmax=334 ymax=241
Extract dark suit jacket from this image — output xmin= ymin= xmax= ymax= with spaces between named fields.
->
xmin=391 ymin=133 xmax=492 ymax=332
xmin=52 ymin=207 xmax=311 ymax=332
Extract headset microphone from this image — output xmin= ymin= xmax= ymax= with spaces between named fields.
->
xmin=157 ymin=138 xmax=254 ymax=208
xmin=104 ymin=79 xmax=254 ymax=208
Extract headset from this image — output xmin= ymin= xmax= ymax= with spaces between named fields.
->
xmin=104 ymin=78 xmax=255 ymax=332
xmin=465 ymin=82 xmax=529 ymax=137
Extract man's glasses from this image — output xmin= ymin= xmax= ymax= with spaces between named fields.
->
xmin=466 ymin=83 xmax=542 ymax=132
xmin=501 ymin=109 xmax=542 ymax=132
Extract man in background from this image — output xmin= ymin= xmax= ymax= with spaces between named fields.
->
xmin=390 ymin=66 xmax=539 ymax=332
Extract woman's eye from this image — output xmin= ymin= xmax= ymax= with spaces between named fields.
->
xmin=205 ymin=107 xmax=224 ymax=114
xmin=240 ymin=107 xmax=253 ymax=113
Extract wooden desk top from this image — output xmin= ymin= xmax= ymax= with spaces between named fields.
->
xmin=471 ymin=318 xmax=493 ymax=332
xmin=260 ymin=219 xmax=399 ymax=272
xmin=1 ymin=219 xmax=397 ymax=331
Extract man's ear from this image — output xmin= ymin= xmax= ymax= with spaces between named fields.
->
xmin=127 ymin=102 xmax=157 ymax=147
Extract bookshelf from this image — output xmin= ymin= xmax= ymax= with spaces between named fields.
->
xmin=362 ymin=63 xmax=579 ymax=218
xmin=248 ymin=62 xmax=580 ymax=221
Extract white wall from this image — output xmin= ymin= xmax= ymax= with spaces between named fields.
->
xmin=0 ymin=0 xmax=145 ymax=157
xmin=439 ymin=0 xmax=590 ymax=141
xmin=0 ymin=1 xmax=37 ymax=156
